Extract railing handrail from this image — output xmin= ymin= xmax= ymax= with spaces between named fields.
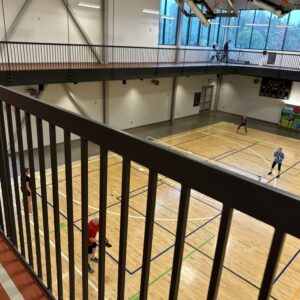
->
xmin=1 ymin=41 xmax=300 ymax=57
xmin=1 ymin=85 xmax=300 ymax=238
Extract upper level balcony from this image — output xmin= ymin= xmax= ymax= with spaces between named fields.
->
xmin=1 ymin=42 xmax=300 ymax=86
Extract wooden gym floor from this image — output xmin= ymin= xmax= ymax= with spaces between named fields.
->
xmin=14 ymin=121 xmax=300 ymax=299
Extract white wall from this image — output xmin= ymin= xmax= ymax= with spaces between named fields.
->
xmin=0 ymin=0 xmax=88 ymax=44
xmin=0 ymin=0 xmax=161 ymax=47
xmin=286 ymin=82 xmax=300 ymax=106
xmin=174 ymin=75 xmax=217 ymax=119
xmin=9 ymin=82 xmax=103 ymax=150
xmin=108 ymin=78 xmax=172 ymax=129
xmin=110 ymin=0 xmax=160 ymax=47
xmin=217 ymin=75 xmax=285 ymax=123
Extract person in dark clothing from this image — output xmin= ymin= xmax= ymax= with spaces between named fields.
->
xmin=237 ymin=115 xmax=248 ymax=134
xmin=25 ymin=168 xmax=33 ymax=213
xmin=223 ymin=40 xmax=231 ymax=63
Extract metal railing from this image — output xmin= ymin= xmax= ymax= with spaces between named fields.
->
xmin=0 ymin=41 xmax=300 ymax=72
xmin=0 ymin=85 xmax=300 ymax=299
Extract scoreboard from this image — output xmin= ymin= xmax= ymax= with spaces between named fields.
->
xmin=259 ymin=77 xmax=292 ymax=100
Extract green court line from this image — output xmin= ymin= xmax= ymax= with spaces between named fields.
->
xmin=129 ymin=234 xmax=215 ymax=300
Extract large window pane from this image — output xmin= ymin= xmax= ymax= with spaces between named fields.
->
xmin=199 ymin=23 xmax=209 ymax=46
xmin=227 ymin=17 xmax=239 ymax=48
xmin=250 ymin=10 xmax=271 ymax=49
xmin=218 ymin=15 xmax=229 ymax=48
xmin=266 ymin=13 xmax=289 ymax=50
xmin=188 ymin=17 xmax=200 ymax=46
xmin=158 ymin=0 xmax=166 ymax=44
xmin=208 ymin=17 xmax=220 ymax=46
xmin=284 ymin=10 xmax=300 ymax=51
xmin=163 ymin=0 xmax=179 ymax=45
xmin=181 ymin=13 xmax=189 ymax=45
xmin=236 ymin=10 xmax=255 ymax=48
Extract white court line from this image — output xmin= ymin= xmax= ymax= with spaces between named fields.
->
xmin=50 ymin=186 xmax=215 ymax=222
xmin=213 ymin=124 xmax=300 ymax=155
xmin=0 ymin=263 xmax=24 ymax=300
xmin=148 ymin=129 xmax=278 ymax=187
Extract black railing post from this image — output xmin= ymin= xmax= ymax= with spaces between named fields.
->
xmin=81 ymin=138 xmax=89 ymax=300
xmin=0 ymin=102 xmax=17 ymax=246
xmin=15 ymin=108 xmax=33 ymax=267
xmin=98 ymin=147 xmax=108 ymax=300
xmin=25 ymin=113 xmax=42 ymax=278
xmin=64 ymin=130 xmax=75 ymax=300
xmin=36 ymin=117 xmax=52 ymax=291
xmin=140 ymin=171 xmax=158 ymax=299
xmin=169 ymin=186 xmax=191 ymax=300
xmin=207 ymin=206 xmax=233 ymax=299
xmin=258 ymin=230 xmax=286 ymax=300
xmin=117 ymin=158 xmax=131 ymax=300
xmin=49 ymin=123 xmax=63 ymax=299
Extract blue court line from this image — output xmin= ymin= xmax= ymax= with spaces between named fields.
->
xmin=273 ymin=248 xmax=300 ymax=284
xmin=126 ymin=201 xmax=221 ymax=275
xmin=35 ymin=191 xmax=126 ymax=273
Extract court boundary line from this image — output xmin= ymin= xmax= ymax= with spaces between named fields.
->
xmin=267 ymin=161 xmax=300 ymax=184
xmin=147 ymin=127 xmax=279 ymax=187
xmin=123 ymin=197 xmax=221 ymax=275
xmin=128 ymin=235 xmax=216 ymax=300
xmin=273 ymin=248 xmax=300 ymax=284
xmin=71 ymin=189 xmax=219 ymax=275
xmin=34 ymin=191 xmax=125 ymax=273
xmin=183 ymin=240 xmax=279 ymax=300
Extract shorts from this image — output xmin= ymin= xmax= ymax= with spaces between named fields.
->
xmin=88 ymin=243 xmax=97 ymax=254
xmin=272 ymin=161 xmax=282 ymax=171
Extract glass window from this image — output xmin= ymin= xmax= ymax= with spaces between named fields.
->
xmin=227 ymin=17 xmax=239 ymax=48
xmin=250 ymin=10 xmax=271 ymax=49
xmin=158 ymin=1 xmax=300 ymax=52
xmin=236 ymin=10 xmax=255 ymax=49
xmin=284 ymin=10 xmax=300 ymax=51
xmin=163 ymin=0 xmax=179 ymax=45
xmin=158 ymin=0 xmax=166 ymax=44
xmin=208 ymin=17 xmax=220 ymax=46
xmin=188 ymin=17 xmax=200 ymax=46
xmin=218 ymin=15 xmax=229 ymax=48
xmin=181 ymin=13 xmax=189 ymax=45
xmin=266 ymin=13 xmax=289 ymax=50
xmin=199 ymin=23 xmax=209 ymax=47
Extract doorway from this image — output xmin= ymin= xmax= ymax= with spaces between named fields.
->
xmin=199 ymin=86 xmax=213 ymax=112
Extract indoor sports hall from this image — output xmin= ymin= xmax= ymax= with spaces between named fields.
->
xmin=0 ymin=1 xmax=299 ymax=300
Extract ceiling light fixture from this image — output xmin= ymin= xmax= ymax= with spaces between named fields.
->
xmin=78 ymin=2 xmax=100 ymax=9
xmin=161 ymin=15 xmax=175 ymax=19
xmin=142 ymin=8 xmax=160 ymax=15
xmin=276 ymin=25 xmax=295 ymax=28
xmin=245 ymin=23 xmax=269 ymax=27
xmin=222 ymin=25 xmax=240 ymax=28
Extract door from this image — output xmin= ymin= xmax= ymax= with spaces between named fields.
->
xmin=199 ymin=86 xmax=214 ymax=112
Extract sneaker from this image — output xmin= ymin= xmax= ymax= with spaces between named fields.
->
xmin=105 ymin=239 xmax=112 ymax=248
xmin=88 ymin=264 xmax=94 ymax=273
xmin=268 ymin=172 xmax=272 ymax=175
xmin=91 ymin=257 xmax=98 ymax=262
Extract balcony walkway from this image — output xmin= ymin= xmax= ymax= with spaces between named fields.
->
xmin=0 ymin=233 xmax=50 ymax=300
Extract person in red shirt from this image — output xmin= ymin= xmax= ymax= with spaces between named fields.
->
xmin=88 ymin=217 xmax=112 ymax=273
